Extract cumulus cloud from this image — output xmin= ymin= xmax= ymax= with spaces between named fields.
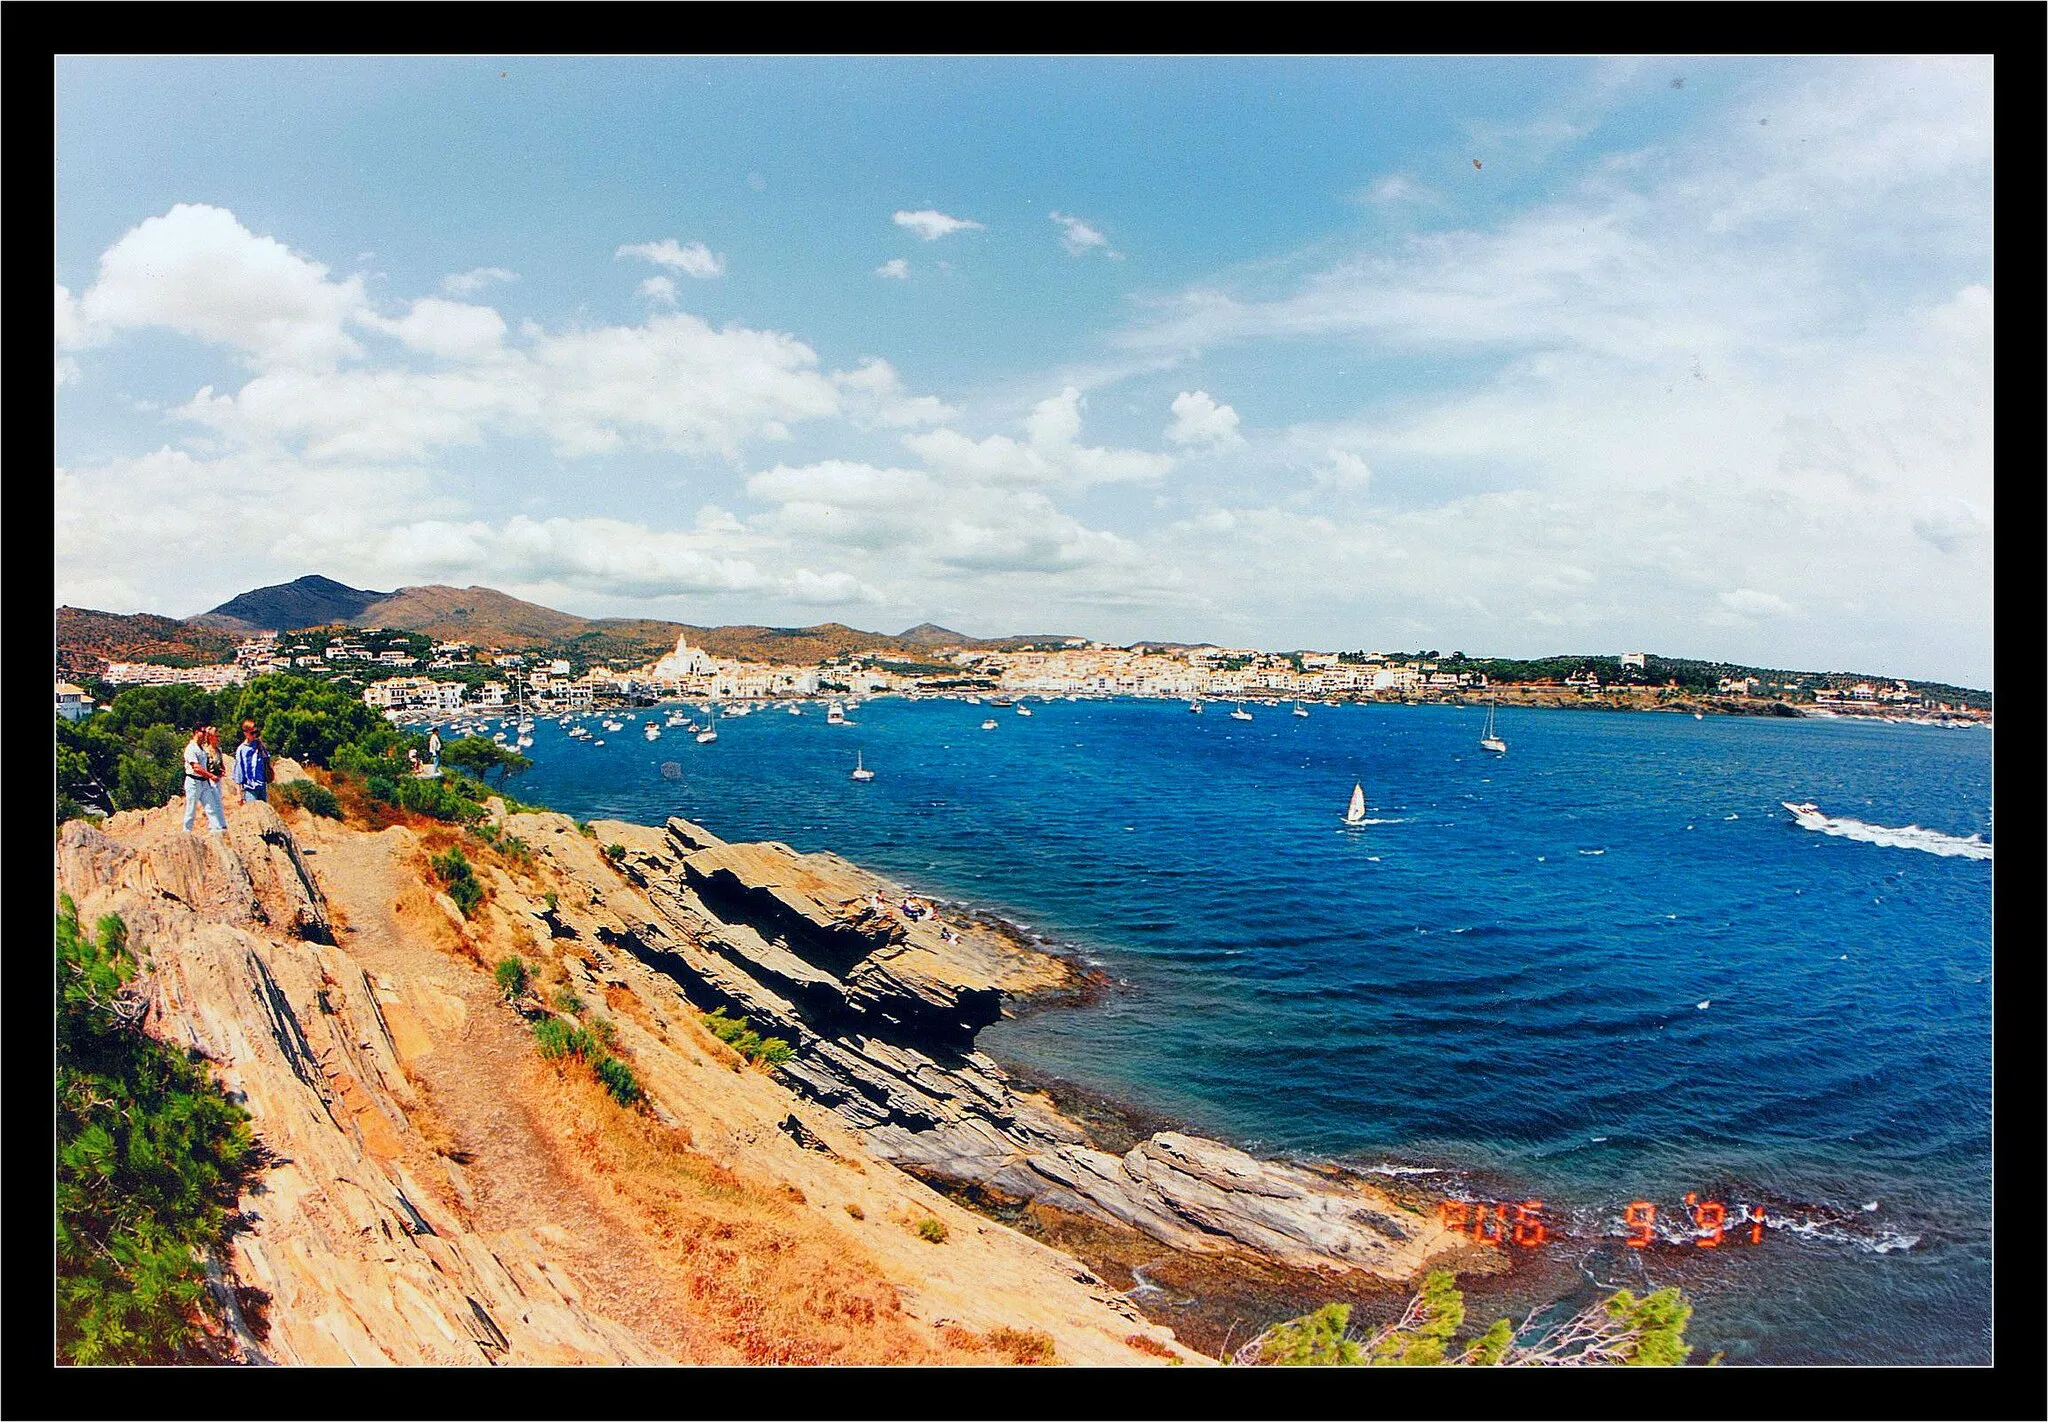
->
xmin=875 ymin=257 xmax=910 ymax=280
xmin=1050 ymin=211 xmax=1115 ymax=257
xmin=360 ymin=297 xmax=508 ymax=361
xmin=441 ymin=266 xmax=518 ymax=296
xmin=616 ymin=238 xmax=725 ymax=278
xmin=1315 ymin=450 xmax=1373 ymax=489
xmin=904 ymin=387 xmax=1173 ymax=492
xmin=832 ymin=357 xmax=955 ymax=427
xmin=893 ymin=209 xmax=983 ymax=241
xmin=638 ymin=275 xmax=678 ymax=305
xmin=74 ymin=203 xmax=368 ymax=369
xmin=1165 ymin=390 xmax=1244 ymax=448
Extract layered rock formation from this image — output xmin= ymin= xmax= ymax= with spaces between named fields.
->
xmin=56 ymin=798 xmax=1200 ymax=1366
xmin=536 ymin=812 xmax=1460 ymax=1284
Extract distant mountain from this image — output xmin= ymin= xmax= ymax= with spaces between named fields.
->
xmin=362 ymin=585 xmax=590 ymax=646
xmin=895 ymin=622 xmax=974 ymax=647
xmin=196 ymin=574 xmax=390 ymax=633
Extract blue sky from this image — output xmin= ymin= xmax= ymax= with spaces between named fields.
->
xmin=56 ymin=56 xmax=1992 ymax=685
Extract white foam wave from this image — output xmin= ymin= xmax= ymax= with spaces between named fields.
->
xmin=1362 ymin=1163 xmax=1448 ymax=1177
xmin=1790 ymin=809 xmax=1992 ymax=860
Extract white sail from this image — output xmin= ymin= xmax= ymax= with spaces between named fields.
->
xmin=1345 ymin=783 xmax=1368 ymax=825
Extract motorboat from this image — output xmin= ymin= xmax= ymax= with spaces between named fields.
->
xmin=981 ymin=718 xmax=998 ymax=730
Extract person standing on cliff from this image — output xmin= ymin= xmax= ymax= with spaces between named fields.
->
xmin=427 ymin=728 xmax=441 ymax=769
xmin=182 ymin=723 xmax=226 ymax=834
xmin=231 ymin=719 xmax=272 ymax=805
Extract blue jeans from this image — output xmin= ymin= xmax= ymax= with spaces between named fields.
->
xmin=184 ymin=776 xmax=226 ymax=832
xmin=238 ymin=780 xmax=268 ymax=802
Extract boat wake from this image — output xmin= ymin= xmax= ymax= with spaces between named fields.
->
xmin=1785 ymin=804 xmax=1991 ymax=860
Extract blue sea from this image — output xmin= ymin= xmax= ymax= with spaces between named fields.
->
xmin=493 ymin=697 xmax=1993 ymax=1365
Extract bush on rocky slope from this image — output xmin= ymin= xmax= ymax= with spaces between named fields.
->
xmin=56 ymin=897 xmax=256 ymax=1364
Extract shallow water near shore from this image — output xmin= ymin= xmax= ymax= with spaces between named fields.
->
xmin=499 ymin=697 xmax=1992 ymax=1364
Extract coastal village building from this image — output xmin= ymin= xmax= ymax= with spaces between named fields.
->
xmin=102 ymin=662 xmax=249 ymax=691
xmin=362 ymin=676 xmax=465 ymax=712
xmin=55 ymin=682 xmax=96 ymax=721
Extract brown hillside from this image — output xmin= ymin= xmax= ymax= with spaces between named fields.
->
xmin=55 ymin=606 xmax=239 ymax=678
xmin=357 ymin=585 xmax=593 ymax=647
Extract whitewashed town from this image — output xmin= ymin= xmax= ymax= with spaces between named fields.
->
xmin=65 ymin=625 xmax=1987 ymax=729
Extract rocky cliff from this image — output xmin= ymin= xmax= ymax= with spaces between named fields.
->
xmin=55 ymin=792 xmax=1200 ymax=1366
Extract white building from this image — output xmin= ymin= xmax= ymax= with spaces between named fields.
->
xmin=362 ymin=677 xmax=464 ymax=711
xmin=56 ymin=682 xmax=96 ymax=721
xmin=102 ymin=662 xmax=249 ymax=691
xmin=1619 ymin=652 xmax=1647 ymax=670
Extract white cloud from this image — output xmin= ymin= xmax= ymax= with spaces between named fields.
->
xmin=441 ymin=266 xmax=518 ymax=296
xmin=832 ymin=357 xmax=955 ymax=428
xmin=905 ymin=387 xmax=1173 ymax=492
xmin=1165 ymin=390 xmax=1244 ymax=449
xmin=638 ymin=275 xmax=678 ymax=305
xmin=893 ymin=209 xmax=983 ymax=241
xmin=75 ymin=203 xmax=368 ymax=370
xmin=875 ymin=257 xmax=910 ymax=280
xmin=616 ymin=238 xmax=726 ymax=278
xmin=360 ymin=297 xmax=508 ymax=361
xmin=1050 ymin=211 xmax=1115 ymax=257
xmin=1315 ymin=450 xmax=1373 ymax=489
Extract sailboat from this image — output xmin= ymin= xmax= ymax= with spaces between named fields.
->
xmin=696 ymin=708 xmax=719 ymax=744
xmin=1480 ymin=698 xmax=1507 ymax=754
xmin=1344 ymin=783 xmax=1369 ymax=826
xmin=1188 ymin=700 xmax=1203 ymax=714
xmin=1230 ymin=704 xmax=1254 ymax=721
xmin=851 ymin=750 xmax=874 ymax=782
xmin=1292 ymin=703 xmax=1310 ymax=718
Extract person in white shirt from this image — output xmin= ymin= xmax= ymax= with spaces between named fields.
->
xmin=182 ymin=723 xmax=227 ymax=833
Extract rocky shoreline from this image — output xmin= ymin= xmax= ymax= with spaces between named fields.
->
xmin=572 ymin=812 xmax=1480 ymax=1309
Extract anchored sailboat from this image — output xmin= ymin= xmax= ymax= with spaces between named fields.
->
xmin=1344 ymin=783 xmax=1369 ymax=826
xmin=1480 ymin=697 xmax=1507 ymax=754
xmin=851 ymin=749 xmax=874 ymax=782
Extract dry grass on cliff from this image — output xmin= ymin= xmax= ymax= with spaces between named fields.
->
xmin=529 ymin=1068 xmax=984 ymax=1366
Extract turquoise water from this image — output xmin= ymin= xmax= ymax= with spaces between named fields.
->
xmin=493 ymin=697 xmax=1993 ymax=1364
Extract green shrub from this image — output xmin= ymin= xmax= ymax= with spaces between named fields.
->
xmin=606 ymin=843 xmax=627 ymax=863
xmin=394 ymin=775 xmax=478 ymax=823
xmin=1260 ymin=1303 xmax=1362 ymax=1366
xmin=56 ymin=897 xmax=255 ymax=1364
xmin=594 ymin=1056 xmax=644 ymax=1108
xmin=274 ymin=780 xmax=341 ymax=819
xmin=493 ymin=957 xmax=531 ymax=1000
xmin=577 ymin=821 xmax=596 ymax=838
xmin=543 ymin=891 xmax=559 ymax=913
xmin=915 ymin=1216 xmax=949 ymax=1244
xmin=554 ymin=986 xmax=584 ymax=1014
xmin=532 ymin=1017 xmax=568 ymax=1057
xmin=429 ymin=847 xmax=485 ymax=919
xmin=699 ymin=1008 xmax=793 ymax=1065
